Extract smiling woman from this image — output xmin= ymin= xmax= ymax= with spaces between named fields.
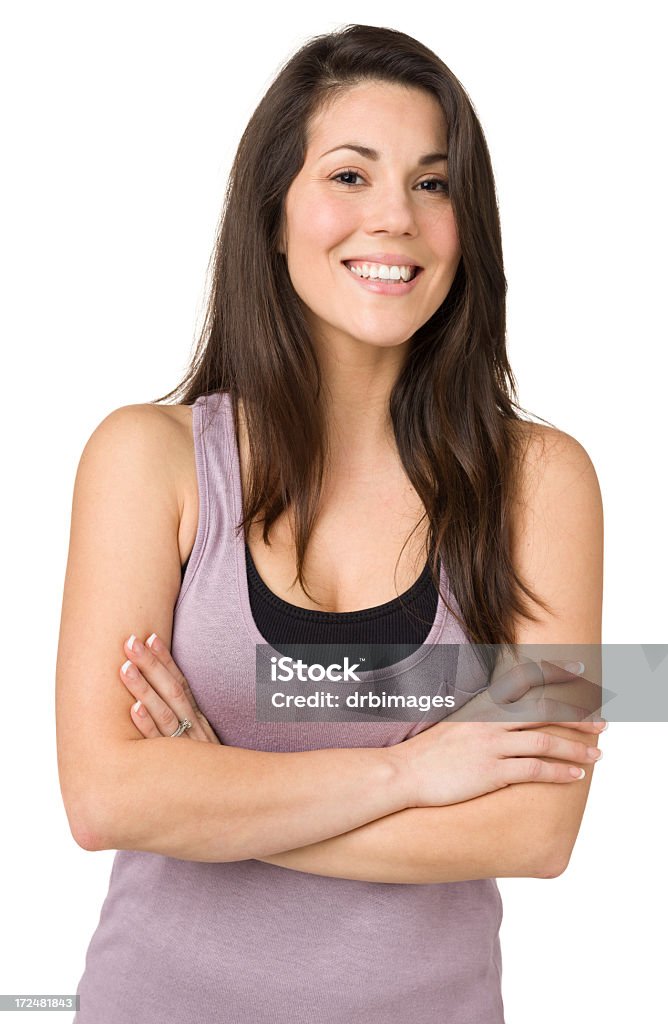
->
xmin=279 ymin=83 xmax=460 ymax=357
xmin=56 ymin=21 xmax=603 ymax=1024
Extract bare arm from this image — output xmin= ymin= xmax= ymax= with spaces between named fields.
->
xmin=255 ymin=427 xmax=604 ymax=882
xmin=55 ymin=405 xmax=410 ymax=862
xmin=257 ymin=737 xmax=594 ymax=883
xmin=257 ymin=721 xmax=596 ymax=882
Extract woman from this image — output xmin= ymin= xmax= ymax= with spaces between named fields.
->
xmin=56 ymin=23 xmax=604 ymax=1024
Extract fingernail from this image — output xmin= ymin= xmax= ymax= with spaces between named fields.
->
xmin=132 ymin=699 xmax=146 ymax=718
xmin=127 ymin=634 xmax=144 ymax=655
xmin=146 ymin=633 xmax=158 ymax=649
xmin=564 ymin=661 xmax=585 ymax=674
xmin=570 ymin=767 xmax=586 ymax=779
xmin=597 ymin=719 xmax=608 ymax=732
xmin=587 ymin=747 xmax=602 ymax=760
xmin=121 ymin=660 xmax=138 ymax=679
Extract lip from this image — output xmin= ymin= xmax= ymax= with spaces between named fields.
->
xmin=342 ymin=253 xmax=423 ymax=268
xmin=341 ymin=261 xmax=424 ymax=296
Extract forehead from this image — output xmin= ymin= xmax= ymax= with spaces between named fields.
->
xmin=306 ymin=82 xmax=448 ymax=152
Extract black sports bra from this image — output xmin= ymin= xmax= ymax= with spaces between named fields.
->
xmin=243 ymin=540 xmax=439 ymax=651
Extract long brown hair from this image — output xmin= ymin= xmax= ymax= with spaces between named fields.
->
xmin=153 ymin=23 xmax=556 ymax=647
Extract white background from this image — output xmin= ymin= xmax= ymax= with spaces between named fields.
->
xmin=1 ymin=2 xmax=666 ymax=1021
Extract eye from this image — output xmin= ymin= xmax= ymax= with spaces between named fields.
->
xmin=418 ymin=177 xmax=450 ymax=195
xmin=330 ymin=169 xmax=364 ymax=186
xmin=330 ymin=169 xmax=450 ymax=195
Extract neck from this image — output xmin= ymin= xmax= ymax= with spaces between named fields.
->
xmin=312 ymin=334 xmax=410 ymax=473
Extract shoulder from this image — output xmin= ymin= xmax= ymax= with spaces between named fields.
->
xmin=74 ymin=404 xmax=198 ymax=562
xmin=510 ymin=420 xmax=602 ymax=511
xmin=78 ymin=402 xmax=195 ymax=509
xmin=507 ymin=420 xmax=603 ymax=643
xmin=84 ymin=401 xmax=193 ymax=450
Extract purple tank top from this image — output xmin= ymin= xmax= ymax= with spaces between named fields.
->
xmin=74 ymin=391 xmax=504 ymax=1023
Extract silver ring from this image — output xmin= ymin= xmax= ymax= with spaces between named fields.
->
xmin=170 ymin=718 xmax=193 ymax=738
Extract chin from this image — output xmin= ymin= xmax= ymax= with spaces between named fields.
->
xmin=342 ymin=326 xmax=412 ymax=348
xmin=307 ymin=312 xmax=415 ymax=351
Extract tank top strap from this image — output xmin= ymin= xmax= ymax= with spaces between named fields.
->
xmin=198 ymin=388 xmax=240 ymax=524
xmin=192 ymin=390 xmax=235 ymax=480
xmin=176 ymin=391 xmax=238 ymax=612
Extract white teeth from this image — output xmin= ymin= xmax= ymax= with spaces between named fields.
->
xmin=345 ymin=261 xmax=417 ymax=282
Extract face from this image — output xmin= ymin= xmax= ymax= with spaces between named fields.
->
xmin=280 ymin=81 xmax=461 ymax=357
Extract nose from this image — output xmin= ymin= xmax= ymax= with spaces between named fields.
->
xmin=363 ymin=180 xmax=419 ymax=237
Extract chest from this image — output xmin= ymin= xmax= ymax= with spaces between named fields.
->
xmin=246 ymin=489 xmax=431 ymax=614
xmin=176 ymin=401 xmax=433 ymax=614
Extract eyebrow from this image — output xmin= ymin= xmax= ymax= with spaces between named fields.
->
xmin=319 ymin=143 xmax=448 ymax=166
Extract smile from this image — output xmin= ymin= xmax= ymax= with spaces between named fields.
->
xmin=341 ymin=261 xmax=424 ymax=296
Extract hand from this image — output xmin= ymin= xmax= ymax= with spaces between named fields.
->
xmin=447 ymin=656 xmax=603 ymax=725
xmin=120 ymin=632 xmax=221 ymax=743
xmin=393 ymin=659 xmax=606 ymax=808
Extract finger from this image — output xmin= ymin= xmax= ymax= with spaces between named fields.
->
xmin=123 ymin=635 xmax=208 ymax=741
xmin=191 ymin=709 xmax=222 ymax=744
xmin=496 ymin=697 xmax=606 ymax=729
xmin=519 ymin=684 xmax=603 ymax=724
xmin=544 ymin=717 xmax=608 ymax=733
xmin=503 ymin=716 xmax=607 ymax=734
xmin=142 ymin=634 xmax=219 ymax=743
xmin=129 ymin=699 xmax=163 ymax=739
xmin=501 ymin=729 xmax=603 ymax=766
xmin=489 ymin=657 xmax=592 ymax=705
xmin=540 ymin=658 xmax=587 ymax=680
xmin=123 ymin=669 xmax=217 ymax=743
xmin=120 ymin=660 xmax=187 ymax=738
xmin=499 ymin=757 xmax=591 ymax=786
xmin=145 ymin=633 xmax=201 ymax=710
xmin=534 ymin=667 xmax=602 ymax=711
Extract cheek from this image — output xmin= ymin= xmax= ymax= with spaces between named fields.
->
xmin=422 ymin=208 xmax=460 ymax=265
xmin=291 ymin=194 xmax=357 ymax=260
xmin=443 ymin=216 xmax=462 ymax=263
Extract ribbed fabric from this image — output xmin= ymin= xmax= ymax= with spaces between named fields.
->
xmin=73 ymin=390 xmax=504 ymax=1024
xmin=245 ymin=535 xmax=439 ymax=653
